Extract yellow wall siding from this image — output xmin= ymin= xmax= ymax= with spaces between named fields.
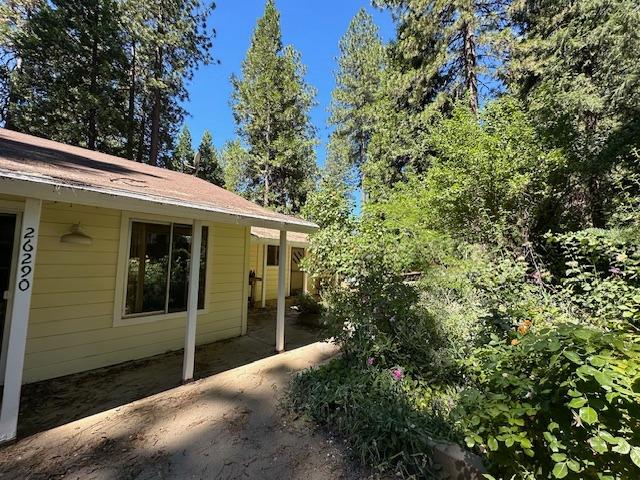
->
xmin=248 ymin=242 xmax=281 ymax=303
xmin=21 ymin=201 xmax=247 ymax=383
xmin=247 ymin=240 xmax=318 ymax=304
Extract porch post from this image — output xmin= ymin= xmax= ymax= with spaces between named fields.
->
xmin=182 ymin=220 xmax=203 ymax=383
xmin=261 ymin=243 xmax=267 ymax=309
xmin=303 ymin=248 xmax=309 ymax=295
xmin=275 ymin=230 xmax=287 ymax=352
xmin=0 ymin=198 xmax=42 ymax=443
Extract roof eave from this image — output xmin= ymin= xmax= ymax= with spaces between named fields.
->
xmin=0 ymin=173 xmax=319 ymax=233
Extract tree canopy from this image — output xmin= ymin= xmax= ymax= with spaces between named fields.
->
xmin=230 ymin=0 xmax=317 ymax=214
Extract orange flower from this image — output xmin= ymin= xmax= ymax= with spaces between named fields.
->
xmin=517 ymin=319 xmax=533 ymax=336
xmin=511 ymin=338 xmax=520 ymax=346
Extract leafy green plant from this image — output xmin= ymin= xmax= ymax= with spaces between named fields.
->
xmin=456 ymin=325 xmax=640 ymax=479
xmin=289 ymin=357 xmax=455 ymax=478
xmin=294 ymin=292 xmax=324 ymax=315
xmin=545 ymin=229 xmax=640 ymax=328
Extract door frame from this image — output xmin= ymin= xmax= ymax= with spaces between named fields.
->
xmin=0 ymin=204 xmax=23 ymax=385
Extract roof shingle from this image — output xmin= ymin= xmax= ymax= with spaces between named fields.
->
xmin=0 ymin=128 xmax=316 ymax=231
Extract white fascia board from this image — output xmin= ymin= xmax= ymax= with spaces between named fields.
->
xmin=0 ymin=173 xmax=318 ymax=233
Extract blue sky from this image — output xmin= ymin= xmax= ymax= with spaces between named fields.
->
xmin=182 ymin=0 xmax=395 ymax=169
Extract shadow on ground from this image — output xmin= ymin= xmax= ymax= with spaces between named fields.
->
xmin=0 ymin=338 xmax=365 ymax=480
xmin=17 ymin=307 xmax=324 ymax=438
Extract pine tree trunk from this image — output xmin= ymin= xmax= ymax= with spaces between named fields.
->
xmin=87 ymin=3 xmax=99 ymax=150
xmin=148 ymin=44 xmax=163 ymax=166
xmin=589 ymin=174 xmax=606 ymax=228
xmin=462 ymin=19 xmax=478 ymax=115
xmin=126 ymin=42 xmax=137 ymax=160
xmin=136 ymin=107 xmax=147 ymax=163
xmin=263 ymin=164 xmax=270 ymax=207
xmin=3 ymin=59 xmax=20 ymax=130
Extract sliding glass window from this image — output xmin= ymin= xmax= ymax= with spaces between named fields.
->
xmin=125 ymin=221 xmax=208 ymax=316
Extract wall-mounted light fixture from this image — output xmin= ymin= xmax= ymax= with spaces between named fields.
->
xmin=60 ymin=223 xmax=93 ymax=245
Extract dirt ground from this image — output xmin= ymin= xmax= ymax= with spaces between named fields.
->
xmin=15 ymin=308 xmax=324 ymax=437
xmin=0 ymin=341 xmax=370 ymax=480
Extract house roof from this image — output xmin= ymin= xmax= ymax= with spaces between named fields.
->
xmin=250 ymin=226 xmax=309 ymax=245
xmin=0 ymin=128 xmax=317 ymax=233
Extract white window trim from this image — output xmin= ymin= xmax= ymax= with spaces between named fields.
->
xmin=113 ymin=211 xmax=210 ymax=327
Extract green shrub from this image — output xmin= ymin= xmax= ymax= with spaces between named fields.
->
xmin=289 ymin=357 xmax=456 ymax=478
xmin=455 ymin=324 xmax=640 ymax=479
xmin=294 ymin=292 xmax=325 ymax=315
xmin=545 ymin=229 xmax=640 ymax=328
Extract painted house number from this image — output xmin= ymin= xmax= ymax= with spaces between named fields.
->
xmin=18 ymin=227 xmax=36 ymax=292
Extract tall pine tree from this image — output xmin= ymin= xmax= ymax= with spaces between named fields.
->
xmin=171 ymin=124 xmax=194 ymax=172
xmin=121 ymin=0 xmax=214 ymax=166
xmin=196 ymin=129 xmax=224 ymax=186
xmin=509 ymin=0 xmax=640 ymax=229
xmin=8 ymin=0 xmax=129 ymax=153
xmin=329 ymin=9 xmax=384 ymax=202
xmin=374 ymin=0 xmax=510 ymax=113
xmin=231 ymin=0 xmax=317 ymax=214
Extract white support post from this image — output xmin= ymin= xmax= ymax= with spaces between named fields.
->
xmin=261 ymin=244 xmax=267 ymax=309
xmin=303 ymin=249 xmax=309 ymax=295
xmin=275 ymin=230 xmax=287 ymax=352
xmin=182 ymin=220 xmax=203 ymax=383
xmin=240 ymin=227 xmax=250 ymax=335
xmin=0 ymin=198 xmax=41 ymax=444
xmin=285 ymin=245 xmax=291 ymax=298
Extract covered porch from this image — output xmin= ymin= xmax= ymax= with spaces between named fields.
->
xmin=0 ymin=128 xmax=318 ymax=444
xmin=15 ymin=304 xmax=323 ymax=438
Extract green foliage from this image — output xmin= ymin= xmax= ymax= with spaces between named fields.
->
xmin=171 ymin=125 xmax=194 ymax=172
xmin=4 ymin=0 xmax=213 ymax=165
xmin=456 ymin=325 xmax=640 ymax=479
xmin=545 ymin=229 xmax=640 ymax=328
xmin=607 ymin=152 xmax=640 ymax=229
xmin=300 ymin=167 xmax=355 ymax=288
xmin=289 ymin=357 xmax=454 ymax=478
xmin=293 ymin=293 xmax=324 ymax=315
xmin=368 ymin=97 xmax=564 ymax=248
xmin=231 ymin=0 xmax=317 ymax=213
xmin=293 ymin=2 xmax=640 ymax=480
xmin=196 ymin=129 xmax=224 ymax=187
xmin=425 ymin=98 xmax=563 ymax=246
xmin=510 ymin=0 xmax=640 ymax=228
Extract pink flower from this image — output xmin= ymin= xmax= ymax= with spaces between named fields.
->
xmin=367 ymin=357 xmax=375 ymax=366
xmin=391 ymin=368 xmax=404 ymax=381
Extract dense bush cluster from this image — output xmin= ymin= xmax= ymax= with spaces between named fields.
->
xmin=292 ymin=1 xmax=640 ymax=478
xmin=289 ymin=225 xmax=640 ymax=479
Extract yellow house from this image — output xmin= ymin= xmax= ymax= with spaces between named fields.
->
xmin=248 ymin=227 xmax=316 ymax=308
xmin=0 ymin=128 xmax=317 ymax=444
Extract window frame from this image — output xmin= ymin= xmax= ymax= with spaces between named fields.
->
xmin=113 ymin=212 xmax=209 ymax=327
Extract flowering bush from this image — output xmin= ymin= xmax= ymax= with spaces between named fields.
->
xmin=288 ymin=357 xmax=456 ymax=478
